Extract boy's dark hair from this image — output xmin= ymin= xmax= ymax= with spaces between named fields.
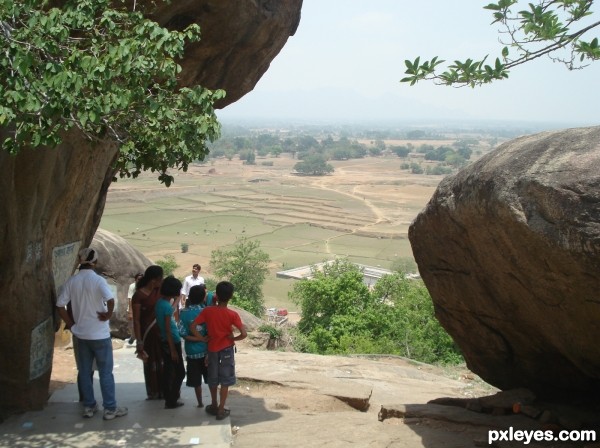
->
xmin=160 ymin=276 xmax=182 ymax=297
xmin=193 ymin=263 xmax=201 ymax=270
xmin=188 ymin=284 xmax=206 ymax=306
xmin=215 ymin=281 xmax=234 ymax=302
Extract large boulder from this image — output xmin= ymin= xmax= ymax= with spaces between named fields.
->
xmin=151 ymin=0 xmax=303 ymax=108
xmin=409 ymin=126 xmax=600 ymax=400
xmin=0 ymin=0 xmax=302 ymax=416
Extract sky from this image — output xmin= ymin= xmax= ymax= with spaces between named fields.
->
xmin=217 ymin=1 xmax=600 ymax=128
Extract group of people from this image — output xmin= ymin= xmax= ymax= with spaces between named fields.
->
xmin=56 ymin=249 xmax=247 ymax=422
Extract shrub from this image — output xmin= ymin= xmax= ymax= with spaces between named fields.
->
xmin=410 ymin=163 xmax=423 ymax=174
xmin=426 ymin=165 xmax=453 ymax=175
xmin=290 ymin=261 xmax=463 ymax=365
xmin=155 ymin=255 xmax=179 ymax=276
xmin=258 ymin=324 xmax=283 ymax=340
xmin=181 ymin=242 xmax=189 ymax=253
xmin=203 ymin=277 xmax=217 ymax=292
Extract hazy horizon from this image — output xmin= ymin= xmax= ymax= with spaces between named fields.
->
xmin=218 ymin=1 xmax=600 ymax=129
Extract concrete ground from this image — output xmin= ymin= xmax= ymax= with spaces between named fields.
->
xmin=0 ymin=346 xmax=232 ymax=448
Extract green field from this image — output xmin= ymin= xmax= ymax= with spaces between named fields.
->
xmin=100 ymin=156 xmax=442 ymax=311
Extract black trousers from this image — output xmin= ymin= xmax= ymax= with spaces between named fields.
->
xmin=161 ymin=341 xmax=186 ymax=407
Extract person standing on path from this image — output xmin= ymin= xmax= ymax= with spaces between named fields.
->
xmin=191 ymin=281 xmax=246 ymax=420
xmin=132 ymin=265 xmax=165 ymax=400
xmin=56 ymin=248 xmax=128 ymax=420
xmin=155 ymin=276 xmax=188 ymax=409
xmin=180 ymin=264 xmax=205 ymax=310
xmin=179 ymin=285 xmax=209 ymax=407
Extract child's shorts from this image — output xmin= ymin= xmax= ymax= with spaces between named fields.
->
xmin=206 ymin=346 xmax=236 ymax=387
xmin=186 ymin=356 xmax=208 ymax=387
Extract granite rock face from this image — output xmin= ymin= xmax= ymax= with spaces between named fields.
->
xmin=409 ymin=126 xmax=600 ymax=399
xmin=0 ymin=132 xmax=119 ymax=417
xmin=0 ymin=0 xmax=302 ymax=415
xmin=152 ymin=0 xmax=303 ymax=108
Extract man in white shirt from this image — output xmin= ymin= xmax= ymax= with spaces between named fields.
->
xmin=56 ymin=248 xmax=128 ymax=421
xmin=180 ymin=263 xmax=205 ymax=309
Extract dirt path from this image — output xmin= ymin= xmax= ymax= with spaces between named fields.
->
xmin=311 ymin=170 xmax=390 ymax=226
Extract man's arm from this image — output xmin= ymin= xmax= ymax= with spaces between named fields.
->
xmin=56 ymin=285 xmax=74 ymax=329
xmin=56 ymin=306 xmax=75 ymax=330
xmin=97 ymin=298 xmax=114 ymax=321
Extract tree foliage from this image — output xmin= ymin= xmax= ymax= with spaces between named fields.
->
xmin=210 ymin=238 xmax=270 ymax=317
xmin=401 ymin=1 xmax=600 ymax=87
xmin=0 ymin=0 xmax=224 ymax=185
xmin=293 ymin=154 xmax=334 ymax=176
xmin=155 ymin=254 xmax=179 ymax=277
xmin=289 ymin=259 xmax=462 ymax=364
xmin=391 ymin=145 xmax=410 ymax=158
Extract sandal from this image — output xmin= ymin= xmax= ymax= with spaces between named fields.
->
xmin=216 ymin=409 xmax=230 ymax=420
xmin=205 ymin=404 xmax=218 ymax=416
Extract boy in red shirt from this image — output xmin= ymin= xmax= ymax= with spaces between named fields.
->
xmin=191 ymin=281 xmax=247 ymax=420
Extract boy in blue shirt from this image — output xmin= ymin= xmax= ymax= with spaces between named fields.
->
xmin=155 ymin=276 xmax=187 ymax=409
xmin=179 ymin=285 xmax=209 ymax=407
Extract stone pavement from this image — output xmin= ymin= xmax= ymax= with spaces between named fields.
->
xmin=0 ymin=345 xmax=231 ymax=448
xmin=5 ymin=345 xmax=595 ymax=447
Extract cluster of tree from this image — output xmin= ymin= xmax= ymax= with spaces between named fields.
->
xmin=289 ymin=260 xmax=462 ymax=365
xmin=208 ymin=132 xmax=373 ymax=163
xmin=209 ymin=133 xmax=283 ymax=160
xmin=400 ymin=162 xmax=454 ymax=176
xmin=293 ymin=154 xmax=334 ymax=176
xmin=239 ymin=150 xmax=256 ymax=165
xmin=201 ymin=247 xmax=461 ymax=365
xmin=209 ymin=238 xmax=270 ymax=317
xmin=392 ymin=140 xmax=475 ymax=163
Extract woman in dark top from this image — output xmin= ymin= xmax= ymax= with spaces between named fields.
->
xmin=132 ymin=265 xmax=165 ymax=400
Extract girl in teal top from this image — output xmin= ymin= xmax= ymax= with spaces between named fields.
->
xmin=179 ymin=284 xmax=210 ymax=407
